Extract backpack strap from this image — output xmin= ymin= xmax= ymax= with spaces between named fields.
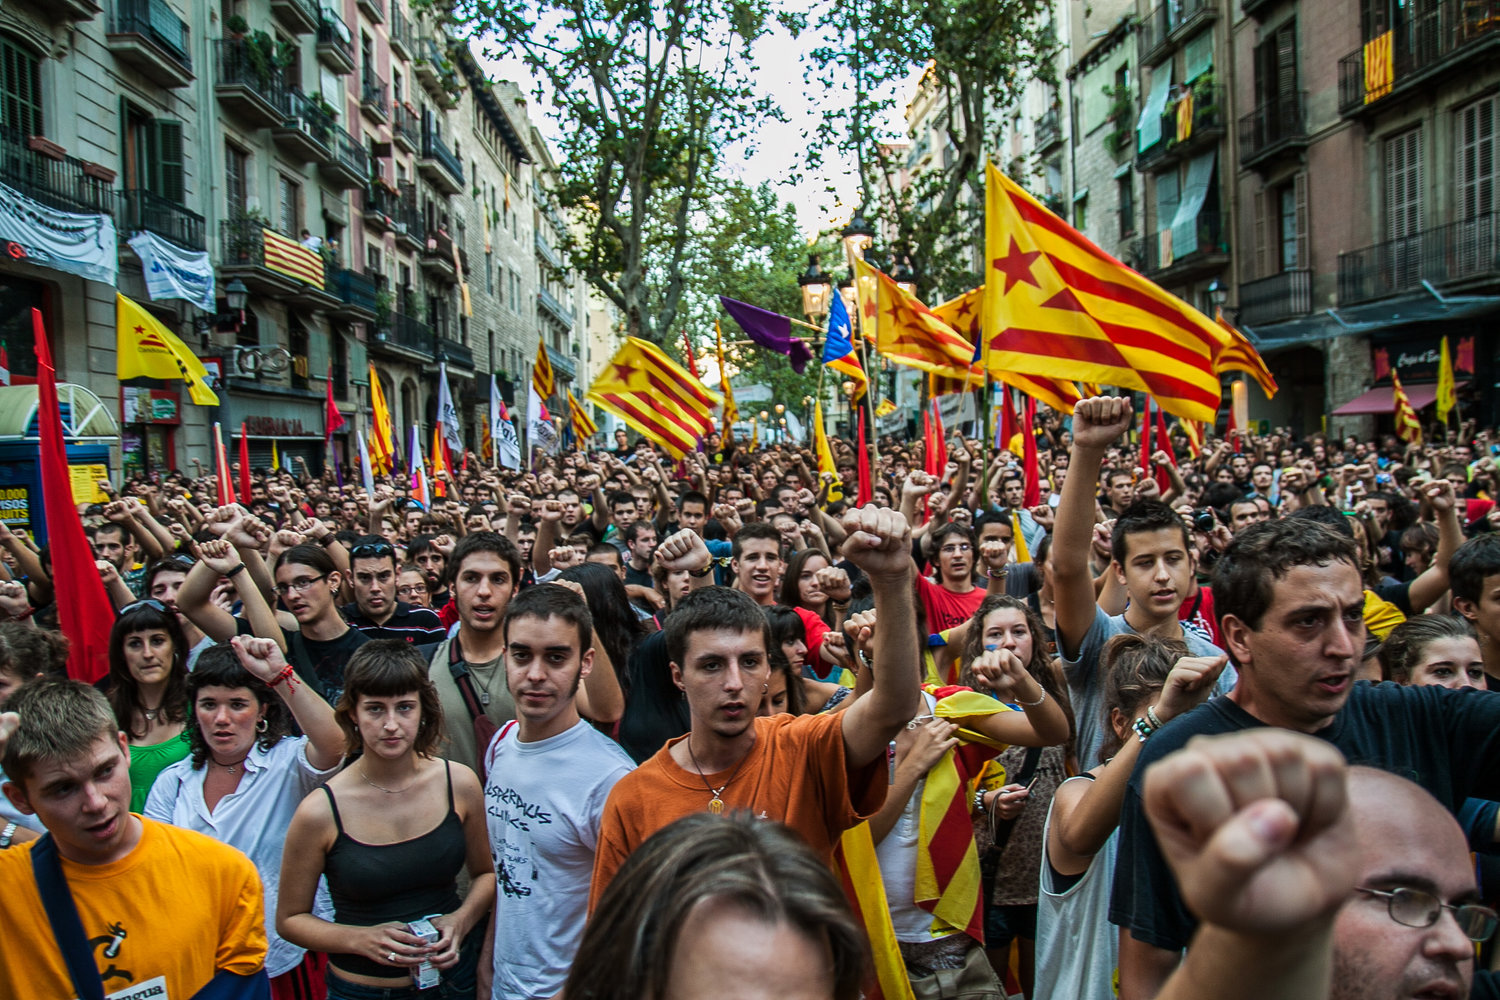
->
xmin=30 ymin=833 xmax=106 ymax=1000
xmin=446 ymin=637 xmax=487 ymax=724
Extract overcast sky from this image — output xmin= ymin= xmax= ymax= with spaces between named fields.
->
xmin=475 ymin=5 xmax=921 ymax=239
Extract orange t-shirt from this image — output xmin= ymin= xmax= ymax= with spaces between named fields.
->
xmin=589 ymin=711 xmax=885 ymax=910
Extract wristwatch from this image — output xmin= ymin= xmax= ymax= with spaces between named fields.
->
xmin=0 ymin=821 xmax=17 ymax=849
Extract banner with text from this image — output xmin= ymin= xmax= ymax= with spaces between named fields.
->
xmin=128 ymin=230 xmax=215 ymax=310
xmin=0 ymin=181 xmax=117 ymax=285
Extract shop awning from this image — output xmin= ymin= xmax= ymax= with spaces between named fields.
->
xmin=1331 ymin=380 xmax=1467 ymax=415
xmin=0 ymin=383 xmax=119 ymax=440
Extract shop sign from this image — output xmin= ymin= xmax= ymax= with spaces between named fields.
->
xmin=1372 ymin=336 xmax=1476 ymax=382
xmin=245 ymin=416 xmax=310 ymax=436
xmin=122 ymin=387 xmax=181 ymax=425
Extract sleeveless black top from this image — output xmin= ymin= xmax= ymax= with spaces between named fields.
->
xmin=322 ymin=761 xmax=466 ymax=978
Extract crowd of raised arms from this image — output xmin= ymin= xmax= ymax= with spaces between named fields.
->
xmin=6 ymin=396 xmax=1500 ymax=1000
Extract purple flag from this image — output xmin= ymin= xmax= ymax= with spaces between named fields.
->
xmin=719 ymin=295 xmax=813 ymax=373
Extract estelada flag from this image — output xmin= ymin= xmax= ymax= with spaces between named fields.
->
xmin=932 ymin=288 xmax=1084 ymax=413
xmin=32 ymin=308 xmax=113 ymax=682
xmin=1393 ymin=370 xmax=1423 ymax=444
xmin=532 ymin=338 xmax=554 ymax=401
xmin=587 ymin=337 xmax=721 ymax=459
xmin=853 ymin=258 xmax=975 ymax=380
xmin=983 ymin=161 xmax=1246 ymax=423
xmin=368 ymin=364 xmax=396 ymax=474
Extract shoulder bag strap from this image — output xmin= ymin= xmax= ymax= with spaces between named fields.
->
xmin=30 ymin=833 xmax=107 ymax=1000
xmin=446 ymin=637 xmax=487 ymax=724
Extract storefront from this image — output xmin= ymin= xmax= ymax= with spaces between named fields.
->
xmin=120 ymin=387 xmax=181 ymax=477
xmin=0 ymin=383 xmax=118 ymax=543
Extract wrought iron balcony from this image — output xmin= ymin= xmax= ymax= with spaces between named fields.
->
xmin=421 ymin=228 xmax=457 ymax=282
xmin=434 ymin=334 xmax=473 ymax=369
xmin=415 ymin=36 xmax=460 ymax=105
xmin=355 ymin=0 xmax=383 ymax=23
xmin=1239 ymin=269 xmax=1312 ymax=326
xmin=107 ymin=0 xmax=193 ymax=88
xmin=315 ymin=14 xmax=354 ymax=74
xmin=120 ymin=188 xmax=204 ymax=250
xmin=0 ymin=127 xmax=116 ymax=216
xmin=1338 ymin=0 xmax=1500 ymax=116
xmin=270 ymin=0 xmax=317 ymax=34
xmin=1338 ymin=212 xmax=1500 ymax=305
xmin=331 ymin=267 xmax=378 ymax=320
xmin=389 ymin=3 xmax=413 ymax=60
xmin=215 ymin=38 xmax=287 ymax=127
xmin=1138 ymin=0 xmax=1218 ymax=66
xmin=219 ymin=216 xmax=320 ymax=297
xmin=318 ymin=125 xmax=366 ymax=190
xmin=1136 ymin=85 xmax=1226 ymax=173
xmin=271 ymin=89 xmax=334 ymax=164
xmin=1033 ymin=107 xmax=1062 ymax=150
xmin=1133 ymin=211 xmax=1230 ymax=283
xmin=537 ymin=286 xmax=573 ymax=329
xmin=392 ymin=103 xmax=419 ymax=153
xmin=360 ymin=77 xmax=388 ymax=124
xmin=1238 ymin=91 xmax=1307 ymax=171
xmin=392 ymin=185 xmax=424 ymax=250
xmin=385 ymin=312 xmax=434 ymax=354
xmin=418 ymin=124 xmax=463 ymax=195
xmin=362 ymin=183 xmax=397 ymax=233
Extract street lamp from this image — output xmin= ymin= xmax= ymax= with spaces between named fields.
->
xmin=1208 ymin=279 xmax=1228 ymax=313
xmin=838 ymin=275 xmax=857 ymax=320
xmin=798 ymin=254 xmax=832 ymax=323
xmin=841 ymin=206 xmax=875 ymax=270
xmin=194 ymin=278 xmax=251 ymax=348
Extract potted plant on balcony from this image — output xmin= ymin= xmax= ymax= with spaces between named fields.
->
xmin=245 ymin=30 xmax=278 ymax=86
xmin=1190 ymin=72 xmax=1219 ymax=123
xmin=374 ymin=287 xmax=393 ymax=327
xmin=1103 ymin=83 xmax=1134 ymax=157
xmin=226 ymin=14 xmax=249 ymax=38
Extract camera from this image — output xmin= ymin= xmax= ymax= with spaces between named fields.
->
xmin=1192 ymin=509 xmax=1218 ymax=533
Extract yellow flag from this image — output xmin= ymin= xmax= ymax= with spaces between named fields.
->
xmin=115 ymin=293 xmax=219 ymax=405
xmin=1437 ymin=336 xmax=1456 ymax=424
xmin=874 ymin=398 xmax=897 ymax=417
xmin=270 ymin=439 xmax=280 ymax=471
xmin=813 ymin=400 xmax=844 ymax=503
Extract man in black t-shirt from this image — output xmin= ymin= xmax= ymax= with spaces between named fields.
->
xmin=1113 ymin=517 xmax=1500 ymax=1000
xmin=340 ymin=536 xmax=446 ymax=644
xmin=623 ymin=521 xmax=657 ymax=590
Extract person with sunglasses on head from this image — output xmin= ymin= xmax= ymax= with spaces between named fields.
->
xmin=144 ymin=554 xmax=215 ymax=670
xmin=341 ymin=537 xmax=445 ymax=645
xmin=144 ymin=637 xmax=344 ymax=1000
xmin=106 ymin=600 xmax=192 ymax=813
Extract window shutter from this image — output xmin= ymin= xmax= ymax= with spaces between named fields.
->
xmin=1253 ymin=188 xmax=1268 ymax=277
xmin=1293 ymin=171 xmax=1309 ymax=269
xmin=151 ymin=119 xmax=185 ymax=205
xmin=1275 ymin=22 xmax=1298 ymax=95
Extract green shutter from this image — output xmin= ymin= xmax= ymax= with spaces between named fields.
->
xmin=151 ymin=119 xmax=185 ymax=205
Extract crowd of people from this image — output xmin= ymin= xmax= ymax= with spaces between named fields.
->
xmin=1 ymin=399 xmax=1499 ymax=1000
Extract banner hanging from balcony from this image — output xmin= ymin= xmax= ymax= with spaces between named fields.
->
xmin=0 ymin=181 xmax=117 ymax=285
xmin=127 ymin=231 xmax=214 ymax=311
xmin=262 ymin=227 xmax=325 ymax=288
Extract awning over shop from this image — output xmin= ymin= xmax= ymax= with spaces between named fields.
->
xmin=1331 ymin=380 xmax=1467 ymax=415
xmin=0 ymin=383 xmax=119 ymax=440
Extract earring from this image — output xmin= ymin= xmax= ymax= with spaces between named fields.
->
xmin=256 ymin=718 xmax=268 ymax=734
xmin=763 ymin=683 xmax=769 ymax=691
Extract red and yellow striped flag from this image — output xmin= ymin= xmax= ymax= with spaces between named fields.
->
xmin=532 ymin=338 xmax=554 ymax=401
xmin=587 ymin=337 xmax=722 ymax=459
xmin=1393 ymin=371 xmax=1422 ymax=444
xmin=716 ymin=320 xmax=739 ymax=448
xmin=368 ymin=363 xmax=395 ymax=474
xmin=854 ymin=257 xmax=975 ymax=379
xmin=931 ymin=287 xmax=1084 ymax=412
xmin=1178 ymin=417 xmax=1204 ymax=457
xmin=262 ymin=228 xmax=324 ymax=288
xmin=1214 ymin=309 xmax=1278 ymax=399
xmin=567 ymin=390 xmax=597 ymax=444
xmin=982 ymin=161 xmax=1236 ymax=424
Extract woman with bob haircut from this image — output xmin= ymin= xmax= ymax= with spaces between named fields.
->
xmin=107 ymin=599 xmax=191 ymax=812
xmin=277 ymin=639 xmax=495 ymax=999
xmin=146 ymin=637 xmax=345 ymax=999
xmin=567 ymin=812 xmax=868 ymax=1000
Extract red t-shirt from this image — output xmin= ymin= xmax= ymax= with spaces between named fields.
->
xmin=1178 ymin=585 xmax=1220 ymax=647
xmin=915 ymin=575 xmax=987 ymax=633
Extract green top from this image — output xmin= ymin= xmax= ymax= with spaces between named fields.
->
xmin=127 ymin=734 xmax=191 ymax=812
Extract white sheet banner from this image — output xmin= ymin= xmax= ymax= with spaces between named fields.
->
xmin=0 ymin=181 xmax=117 ymax=285
xmin=128 ymin=230 xmax=215 ymax=311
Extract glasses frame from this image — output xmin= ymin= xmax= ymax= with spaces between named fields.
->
xmin=1357 ymin=886 xmax=1499 ymax=942
xmin=273 ymin=574 xmax=329 ymax=598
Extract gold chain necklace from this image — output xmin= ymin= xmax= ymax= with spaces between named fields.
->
xmin=686 ymin=738 xmax=753 ymax=815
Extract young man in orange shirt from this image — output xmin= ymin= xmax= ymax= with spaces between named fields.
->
xmin=589 ymin=505 xmax=920 ymax=906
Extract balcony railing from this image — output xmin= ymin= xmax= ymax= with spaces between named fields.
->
xmin=538 ymin=286 xmax=573 ymax=328
xmin=1034 ymin=107 xmax=1062 ymax=149
xmin=120 ymin=188 xmax=205 ymax=250
xmin=1238 ymin=91 xmax=1307 ymax=169
xmin=387 ymin=312 xmax=433 ymax=353
xmin=393 ymin=185 xmax=424 ymax=244
xmin=1338 ymin=212 xmax=1500 ymax=305
xmin=0 ymin=127 xmax=116 ymax=216
xmin=392 ymin=103 xmax=419 ymax=150
xmin=1136 ymin=211 xmax=1229 ymax=276
xmin=315 ymin=14 xmax=355 ymax=73
xmin=420 ymin=127 xmax=463 ymax=186
xmin=388 ymin=3 xmax=413 ymax=58
xmin=215 ymin=38 xmax=287 ymax=125
xmin=108 ymin=0 xmax=193 ymax=75
xmin=534 ymin=231 xmax=561 ymax=269
xmin=1138 ymin=85 xmax=1226 ymax=171
xmin=327 ymin=125 xmax=367 ymax=179
xmin=435 ymin=335 xmax=473 ymax=369
xmin=332 ymin=267 xmax=378 ymax=313
xmin=355 ymin=0 xmax=383 ymax=22
xmin=1338 ymin=0 xmax=1500 ymax=115
xmin=269 ymin=0 xmax=318 ymax=33
xmin=1239 ymin=269 xmax=1312 ymax=326
xmin=360 ymin=77 xmax=388 ymax=120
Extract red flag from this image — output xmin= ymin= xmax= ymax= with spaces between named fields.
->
xmin=238 ymin=423 xmax=252 ymax=505
xmin=32 ymin=308 xmax=113 ymax=682
xmin=1140 ymin=395 xmax=1153 ymax=482
xmin=682 ymin=330 xmax=699 ymax=377
xmin=927 ymin=401 xmax=947 ymax=479
xmin=325 ymin=363 xmax=346 ymax=439
xmin=1154 ymin=405 xmax=1176 ymax=492
xmin=998 ymin=384 xmax=1020 ymax=454
xmin=1227 ymin=403 xmax=1242 ymax=453
xmin=214 ymin=422 xmax=234 ymax=506
xmin=1022 ymin=396 xmax=1040 ymax=507
xmin=856 ymin=409 xmax=873 ymax=507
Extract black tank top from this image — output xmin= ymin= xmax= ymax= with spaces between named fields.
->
xmin=322 ymin=761 xmax=466 ymax=978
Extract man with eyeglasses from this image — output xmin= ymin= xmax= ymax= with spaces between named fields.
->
xmin=341 ymin=536 xmax=445 ymax=644
xmin=916 ymin=522 xmax=986 ymax=633
xmin=1142 ymin=729 xmax=1497 ymax=1000
xmin=1112 ymin=513 xmax=1500 ymax=1000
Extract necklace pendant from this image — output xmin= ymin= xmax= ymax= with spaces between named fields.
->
xmin=708 ymin=796 xmax=724 ymax=815
xmin=479 ymin=691 xmax=490 ymax=706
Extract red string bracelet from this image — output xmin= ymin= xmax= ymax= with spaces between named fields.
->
xmin=268 ymin=664 xmax=298 ymax=690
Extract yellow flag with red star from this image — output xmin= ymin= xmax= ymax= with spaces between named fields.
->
xmin=853 ymin=258 xmax=974 ymax=379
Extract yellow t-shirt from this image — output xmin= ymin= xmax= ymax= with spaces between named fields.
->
xmin=0 ymin=816 xmax=266 ymax=1000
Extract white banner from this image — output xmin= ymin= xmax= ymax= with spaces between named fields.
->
xmin=0 ymin=181 xmax=117 ymax=285
xmin=498 ymin=416 xmax=521 ymax=470
xmin=527 ymin=383 xmax=559 ymax=457
xmin=128 ymin=230 xmax=215 ymax=311
xmin=436 ymin=362 xmax=464 ymax=453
